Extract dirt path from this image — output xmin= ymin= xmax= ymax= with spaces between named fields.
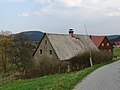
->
xmin=74 ymin=60 xmax=120 ymax=90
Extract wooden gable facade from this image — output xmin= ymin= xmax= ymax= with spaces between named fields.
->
xmin=91 ymin=36 xmax=113 ymax=52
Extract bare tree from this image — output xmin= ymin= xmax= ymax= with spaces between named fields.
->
xmin=0 ymin=30 xmax=13 ymax=81
xmin=0 ymin=31 xmax=12 ymax=73
xmin=10 ymin=33 xmax=34 ymax=78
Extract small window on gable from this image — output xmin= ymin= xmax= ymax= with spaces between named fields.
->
xmin=49 ymin=50 xmax=52 ymax=55
xmin=102 ymin=43 xmax=104 ymax=46
xmin=109 ymin=49 xmax=111 ymax=52
xmin=45 ymin=40 xmax=47 ymax=45
xmin=107 ymin=43 xmax=109 ymax=46
xmin=40 ymin=49 xmax=42 ymax=54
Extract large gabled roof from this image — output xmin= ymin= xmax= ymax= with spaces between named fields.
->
xmin=91 ymin=36 xmax=105 ymax=48
xmin=46 ymin=33 xmax=98 ymax=60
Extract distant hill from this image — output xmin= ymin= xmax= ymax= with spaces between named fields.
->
xmin=107 ymin=35 xmax=120 ymax=40
xmin=14 ymin=31 xmax=120 ymax=45
xmin=107 ymin=35 xmax=120 ymax=44
xmin=14 ymin=31 xmax=44 ymax=41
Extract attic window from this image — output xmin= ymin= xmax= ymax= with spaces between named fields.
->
xmin=102 ymin=43 xmax=104 ymax=46
xmin=49 ymin=50 xmax=52 ymax=55
xmin=107 ymin=43 xmax=109 ymax=46
xmin=109 ymin=49 xmax=111 ymax=52
xmin=45 ymin=40 xmax=47 ymax=45
xmin=40 ymin=49 xmax=42 ymax=54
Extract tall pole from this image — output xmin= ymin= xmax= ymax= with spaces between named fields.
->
xmin=84 ymin=24 xmax=93 ymax=66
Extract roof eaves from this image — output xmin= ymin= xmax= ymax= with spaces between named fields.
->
xmin=32 ymin=33 xmax=46 ymax=56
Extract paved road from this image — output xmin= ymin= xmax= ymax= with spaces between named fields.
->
xmin=74 ymin=60 xmax=120 ymax=90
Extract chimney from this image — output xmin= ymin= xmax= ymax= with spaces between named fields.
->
xmin=90 ymin=35 xmax=92 ymax=39
xmin=69 ymin=28 xmax=74 ymax=36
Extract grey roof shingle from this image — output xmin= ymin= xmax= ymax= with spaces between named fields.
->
xmin=47 ymin=33 xmax=98 ymax=60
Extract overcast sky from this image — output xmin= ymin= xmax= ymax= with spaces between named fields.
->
xmin=0 ymin=0 xmax=120 ymax=35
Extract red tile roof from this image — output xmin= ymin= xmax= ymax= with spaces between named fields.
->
xmin=91 ymin=36 xmax=105 ymax=47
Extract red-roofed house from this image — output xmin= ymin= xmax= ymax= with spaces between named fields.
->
xmin=114 ymin=42 xmax=120 ymax=48
xmin=91 ymin=36 xmax=113 ymax=52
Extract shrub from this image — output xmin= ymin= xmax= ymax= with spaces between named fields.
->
xmin=30 ymin=51 xmax=113 ymax=78
xmin=29 ymin=58 xmax=68 ymax=78
xmin=69 ymin=52 xmax=90 ymax=71
xmin=92 ymin=50 xmax=113 ymax=64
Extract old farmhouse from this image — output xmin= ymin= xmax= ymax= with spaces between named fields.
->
xmin=91 ymin=36 xmax=113 ymax=52
xmin=33 ymin=30 xmax=98 ymax=75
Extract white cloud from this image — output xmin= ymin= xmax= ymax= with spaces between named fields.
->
xmin=57 ymin=0 xmax=82 ymax=7
xmin=34 ymin=0 xmax=52 ymax=4
xmin=35 ymin=0 xmax=82 ymax=7
xmin=89 ymin=0 xmax=120 ymax=17
xmin=18 ymin=12 xmax=29 ymax=16
xmin=34 ymin=11 xmax=42 ymax=16
xmin=41 ymin=6 xmax=51 ymax=13
xmin=33 ymin=0 xmax=120 ymax=18
xmin=104 ymin=11 xmax=120 ymax=17
xmin=34 ymin=6 xmax=53 ymax=16
xmin=35 ymin=0 xmax=46 ymax=3
xmin=56 ymin=0 xmax=120 ymax=17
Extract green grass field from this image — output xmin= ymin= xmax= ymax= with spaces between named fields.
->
xmin=113 ymin=48 xmax=120 ymax=57
xmin=0 ymin=59 xmax=118 ymax=90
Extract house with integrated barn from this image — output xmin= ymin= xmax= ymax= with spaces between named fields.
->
xmin=91 ymin=36 xmax=113 ymax=52
xmin=33 ymin=29 xmax=99 ymax=75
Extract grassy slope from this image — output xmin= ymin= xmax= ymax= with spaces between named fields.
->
xmin=1 ymin=48 xmax=119 ymax=90
xmin=0 ymin=59 xmax=118 ymax=90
